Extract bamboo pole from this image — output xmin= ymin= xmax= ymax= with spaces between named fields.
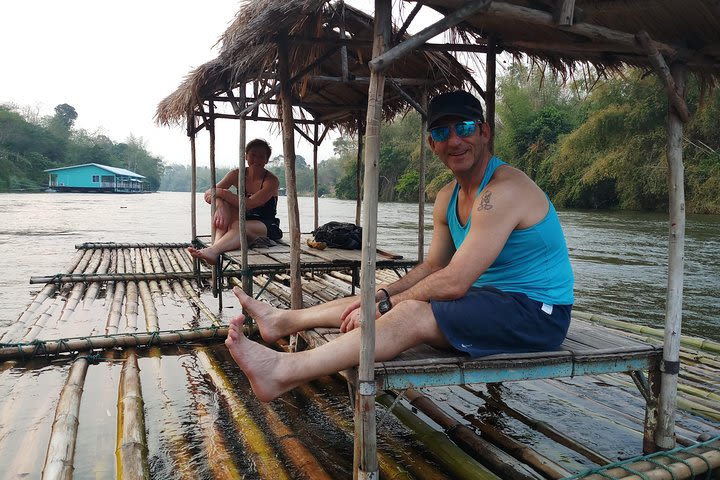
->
xmin=83 ymin=249 xmax=111 ymax=310
xmin=237 ymin=87 xmax=253 ymax=298
xmin=486 ymin=35 xmax=497 ymax=152
xmin=60 ymin=249 xmax=102 ymax=322
xmin=139 ymin=248 xmax=163 ymax=302
xmin=418 ymin=91 xmax=427 ymax=263
xmin=376 ymin=392 xmax=501 ymax=479
xmin=296 ymin=381 xmax=415 ymax=480
xmin=123 ymin=249 xmax=139 ymax=332
xmin=277 ymin=31 xmax=303 ymax=310
xmin=41 ymin=357 xmax=89 ymax=480
xmin=146 ymin=348 xmax=196 ymax=480
xmin=355 ymin=3 xmax=391 ymax=477
xmin=4 ymin=249 xmax=84 ymax=343
xmin=459 ymin=409 xmax=571 ymax=479
xmin=401 ymin=389 xmax=542 ymax=479
xmin=116 ymin=351 xmax=150 ymax=480
xmin=573 ymin=311 xmax=720 ymax=355
xmin=581 ymin=443 xmax=720 ymax=480
xmin=162 ymin=248 xmax=221 ymax=325
xmin=106 ymin=248 xmax=126 ymax=335
xmin=313 ymin=121 xmax=320 ymax=231
xmin=149 ymin=249 xmax=173 ymax=296
xmin=103 ymin=250 xmax=118 ymax=307
xmin=355 ymin=118 xmax=363 ymax=226
xmin=0 ymin=326 xmax=229 ymax=360
xmin=474 ymin=388 xmax=614 ymax=466
xmin=134 ymin=248 xmax=159 ymax=332
xmin=195 ymin=347 xmax=291 ymax=480
xmin=187 ymin=114 xmax=198 ymax=240
xmin=656 ymin=63 xmax=688 ymax=451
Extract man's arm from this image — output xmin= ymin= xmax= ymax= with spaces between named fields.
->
xmin=390 ymin=176 xmax=523 ymax=305
xmin=380 ymin=184 xmax=456 ymax=296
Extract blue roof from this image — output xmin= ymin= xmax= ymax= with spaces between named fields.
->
xmin=44 ymin=163 xmax=145 ymax=179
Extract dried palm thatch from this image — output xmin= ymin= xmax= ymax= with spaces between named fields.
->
xmin=422 ymin=0 xmax=720 ymax=82
xmin=156 ymin=0 xmax=473 ymax=133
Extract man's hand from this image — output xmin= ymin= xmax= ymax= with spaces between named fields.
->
xmin=340 ymin=306 xmax=361 ymax=333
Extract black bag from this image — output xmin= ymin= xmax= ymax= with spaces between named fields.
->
xmin=312 ymin=221 xmax=362 ymax=250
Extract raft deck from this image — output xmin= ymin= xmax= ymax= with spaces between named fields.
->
xmin=1 ymin=242 xmax=719 ymax=479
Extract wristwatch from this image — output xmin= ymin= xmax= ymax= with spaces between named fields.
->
xmin=377 ymin=288 xmax=392 ymax=314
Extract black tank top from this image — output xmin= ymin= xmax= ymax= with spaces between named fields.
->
xmin=245 ymin=169 xmax=278 ymax=222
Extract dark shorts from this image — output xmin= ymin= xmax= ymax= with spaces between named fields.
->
xmin=247 ymin=215 xmax=283 ymax=241
xmin=430 ymin=286 xmax=572 ymax=358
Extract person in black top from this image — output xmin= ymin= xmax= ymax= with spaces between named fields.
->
xmin=187 ymin=139 xmax=282 ymax=265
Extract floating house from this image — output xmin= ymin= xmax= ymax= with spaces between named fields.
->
xmin=44 ymin=163 xmax=145 ymax=193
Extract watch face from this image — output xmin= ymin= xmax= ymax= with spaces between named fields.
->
xmin=378 ymin=299 xmax=391 ymax=314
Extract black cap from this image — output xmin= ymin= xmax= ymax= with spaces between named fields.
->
xmin=427 ymin=90 xmax=484 ymax=128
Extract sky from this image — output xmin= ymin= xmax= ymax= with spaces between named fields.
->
xmin=0 ymin=0 xmax=332 ymax=167
xmin=0 ymin=1 xmax=475 ymax=169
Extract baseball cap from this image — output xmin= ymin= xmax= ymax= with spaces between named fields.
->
xmin=427 ymin=90 xmax=485 ymax=128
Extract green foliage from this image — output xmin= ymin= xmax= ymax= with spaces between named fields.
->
xmin=0 ymin=103 xmax=163 ymax=192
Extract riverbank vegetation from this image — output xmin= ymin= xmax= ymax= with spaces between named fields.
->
xmin=0 ymin=103 xmax=163 ymax=191
xmin=3 ymin=65 xmax=718 ymax=213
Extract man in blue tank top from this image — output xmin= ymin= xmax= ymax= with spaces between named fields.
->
xmin=224 ymin=90 xmax=574 ymax=402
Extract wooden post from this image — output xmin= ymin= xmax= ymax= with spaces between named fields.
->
xmin=354 ymin=1 xmax=391 ymax=478
xmin=278 ymin=31 xmax=303 ymax=309
xmin=313 ymin=121 xmax=320 ymax=232
xmin=237 ymin=87 xmax=252 ymax=297
xmin=656 ymin=63 xmax=687 ymax=450
xmin=643 ymin=362 xmax=661 ymax=453
xmin=355 ymin=121 xmax=363 ymax=226
xmin=417 ymin=91 xmax=428 ymax=263
xmin=209 ymin=104 xmax=220 ymax=301
xmin=188 ymin=115 xmax=197 ymax=241
xmin=486 ymin=36 xmax=497 ymax=152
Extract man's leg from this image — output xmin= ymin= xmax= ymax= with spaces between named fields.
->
xmin=234 ymin=287 xmax=360 ymax=342
xmin=225 ymin=298 xmax=450 ymax=402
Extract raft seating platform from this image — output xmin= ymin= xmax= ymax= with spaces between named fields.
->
xmin=197 ymin=235 xmax=669 ymax=453
xmin=2 ymin=241 xmax=719 ymax=479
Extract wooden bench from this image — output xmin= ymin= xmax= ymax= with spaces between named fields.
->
xmin=300 ymin=317 xmax=664 ymax=452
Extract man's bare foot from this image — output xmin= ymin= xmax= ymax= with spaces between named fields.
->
xmin=187 ymin=246 xmax=218 ymax=265
xmin=233 ymin=287 xmax=287 ymax=343
xmin=225 ymin=314 xmax=291 ymax=402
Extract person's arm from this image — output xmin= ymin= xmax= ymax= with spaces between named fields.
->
xmin=390 ymin=176 xmax=523 ymax=305
xmin=339 ymin=184 xmax=456 ymax=330
xmin=204 ymin=169 xmax=239 ymax=204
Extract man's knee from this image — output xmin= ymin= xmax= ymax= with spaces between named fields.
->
xmin=387 ymin=300 xmax=441 ymax=341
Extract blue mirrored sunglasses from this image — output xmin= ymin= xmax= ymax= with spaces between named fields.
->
xmin=429 ymin=120 xmax=482 ymax=142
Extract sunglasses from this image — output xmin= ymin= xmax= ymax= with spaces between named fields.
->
xmin=429 ymin=120 xmax=483 ymax=142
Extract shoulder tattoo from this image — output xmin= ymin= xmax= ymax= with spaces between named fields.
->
xmin=477 ymin=190 xmax=493 ymax=211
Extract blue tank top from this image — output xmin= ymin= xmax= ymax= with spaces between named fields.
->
xmin=447 ymin=156 xmax=574 ymax=305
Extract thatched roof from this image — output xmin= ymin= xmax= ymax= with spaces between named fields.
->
xmin=418 ymin=0 xmax=720 ymax=78
xmin=156 ymin=0 xmax=474 ymax=132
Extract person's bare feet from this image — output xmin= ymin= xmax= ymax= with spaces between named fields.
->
xmin=187 ymin=246 xmax=218 ymax=265
xmin=225 ymin=314 xmax=291 ymax=402
xmin=233 ymin=287 xmax=288 ymax=343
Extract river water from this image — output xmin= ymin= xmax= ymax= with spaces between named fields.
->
xmin=0 ymin=191 xmax=718 ymax=341
xmin=0 ymin=191 xmax=719 ymax=478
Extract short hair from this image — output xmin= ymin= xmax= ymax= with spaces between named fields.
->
xmin=245 ymin=139 xmax=272 ymax=159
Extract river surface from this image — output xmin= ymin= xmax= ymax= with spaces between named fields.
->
xmin=0 ymin=191 xmax=719 ymax=479
xmin=0 ymin=191 xmax=718 ymax=341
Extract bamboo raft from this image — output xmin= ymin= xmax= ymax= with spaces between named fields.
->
xmin=0 ymin=242 xmax=718 ymax=479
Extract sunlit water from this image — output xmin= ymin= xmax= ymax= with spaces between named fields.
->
xmin=1 ymin=192 xmax=718 ymax=340
xmin=0 ymin=191 xmax=719 ymax=478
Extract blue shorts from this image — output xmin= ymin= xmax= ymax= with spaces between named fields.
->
xmin=430 ymin=286 xmax=572 ymax=358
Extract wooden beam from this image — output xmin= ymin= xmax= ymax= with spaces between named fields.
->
xmin=278 ymin=31 xmax=303 ymax=309
xmin=486 ymin=2 xmax=677 ymax=58
xmin=556 ymin=0 xmax=575 ymax=26
xmin=655 ymin=63 xmax=687 ymax=451
xmin=388 ymin=79 xmax=426 ymax=117
xmin=395 ymin=2 xmax=423 ymax=42
xmin=636 ymin=31 xmax=691 ymax=124
xmin=369 ymin=0 xmax=493 ymax=72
